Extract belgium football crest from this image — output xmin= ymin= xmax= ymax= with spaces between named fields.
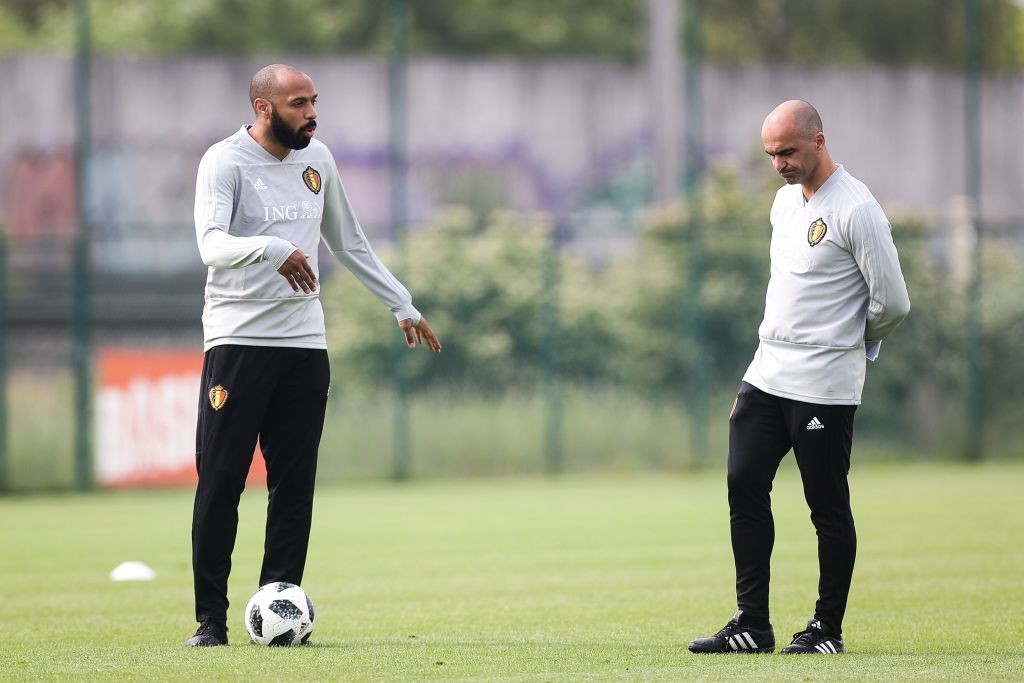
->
xmin=209 ymin=385 xmax=229 ymax=411
xmin=302 ymin=166 xmax=321 ymax=195
xmin=808 ymin=217 xmax=827 ymax=246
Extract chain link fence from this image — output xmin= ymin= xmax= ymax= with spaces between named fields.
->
xmin=3 ymin=194 xmax=1020 ymax=490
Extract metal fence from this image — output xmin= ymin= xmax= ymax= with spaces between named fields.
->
xmin=1 ymin=197 xmax=1021 ymax=490
xmin=1 ymin=37 xmax=1021 ymax=489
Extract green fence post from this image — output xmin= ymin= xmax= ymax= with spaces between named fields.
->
xmin=682 ymin=0 xmax=708 ymax=465
xmin=542 ymin=224 xmax=563 ymax=474
xmin=388 ymin=0 xmax=411 ymax=480
xmin=963 ymin=0 xmax=983 ymax=461
xmin=72 ymin=234 xmax=92 ymax=490
xmin=0 ymin=230 xmax=7 ymax=491
xmin=72 ymin=0 xmax=93 ymax=490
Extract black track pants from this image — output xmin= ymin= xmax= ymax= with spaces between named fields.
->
xmin=727 ymin=381 xmax=857 ymax=634
xmin=191 ymin=345 xmax=330 ymax=627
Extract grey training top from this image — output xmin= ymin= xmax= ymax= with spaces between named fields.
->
xmin=742 ymin=165 xmax=911 ymax=405
xmin=194 ymin=126 xmax=420 ymax=351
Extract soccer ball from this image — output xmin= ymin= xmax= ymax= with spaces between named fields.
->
xmin=244 ymin=582 xmax=315 ymax=646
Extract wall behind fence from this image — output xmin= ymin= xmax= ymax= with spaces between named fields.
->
xmin=2 ymin=56 xmax=1022 ymax=243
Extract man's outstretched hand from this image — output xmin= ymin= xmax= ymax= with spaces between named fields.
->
xmin=399 ymin=316 xmax=442 ymax=352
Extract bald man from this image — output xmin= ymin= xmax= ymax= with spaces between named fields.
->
xmin=689 ymin=101 xmax=910 ymax=655
xmin=187 ymin=64 xmax=441 ymax=646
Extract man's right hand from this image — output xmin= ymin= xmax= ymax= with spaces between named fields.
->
xmin=277 ymin=249 xmax=317 ymax=293
xmin=399 ymin=316 xmax=442 ymax=353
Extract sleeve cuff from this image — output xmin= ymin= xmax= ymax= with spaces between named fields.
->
xmin=262 ymin=237 xmax=297 ymax=271
xmin=392 ymin=304 xmax=421 ymax=325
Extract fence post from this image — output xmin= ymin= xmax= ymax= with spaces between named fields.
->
xmin=72 ymin=0 xmax=93 ymax=490
xmin=388 ymin=0 xmax=412 ymax=480
xmin=962 ymin=0 xmax=983 ymax=461
xmin=682 ymin=0 xmax=708 ymax=465
xmin=542 ymin=224 xmax=563 ymax=474
xmin=0 ymin=230 xmax=7 ymax=491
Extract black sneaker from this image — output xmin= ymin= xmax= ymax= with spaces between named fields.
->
xmin=688 ymin=611 xmax=775 ymax=653
xmin=186 ymin=620 xmax=228 ymax=647
xmin=780 ymin=619 xmax=844 ymax=654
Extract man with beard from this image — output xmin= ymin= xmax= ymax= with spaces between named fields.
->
xmin=187 ymin=64 xmax=441 ymax=646
xmin=688 ymin=100 xmax=909 ymax=655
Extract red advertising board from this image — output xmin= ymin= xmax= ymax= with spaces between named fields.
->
xmin=96 ymin=349 xmax=266 ymax=488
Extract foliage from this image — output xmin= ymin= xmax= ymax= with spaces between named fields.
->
xmin=322 ymin=165 xmax=1024 ymax=450
xmin=0 ymin=0 xmax=643 ymax=59
xmin=855 ymin=218 xmax=964 ymax=439
xmin=600 ymin=169 xmax=774 ymax=396
xmin=407 ymin=0 xmax=644 ymax=60
xmin=324 ymin=167 xmax=774 ymax=399
xmin=0 ymin=1 xmax=70 ymax=51
xmin=702 ymin=0 xmax=1024 ymax=70
xmin=324 ymin=206 xmax=616 ymax=392
xmin=1 ymin=0 xmax=1022 ymax=70
xmin=979 ymin=243 xmax=1024 ymax=411
xmin=0 ymin=0 xmax=65 ymax=28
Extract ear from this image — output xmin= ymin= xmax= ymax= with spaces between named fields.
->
xmin=253 ymin=98 xmax=271 ymax=119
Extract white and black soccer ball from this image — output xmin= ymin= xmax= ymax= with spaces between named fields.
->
xmin=244 ymin=582 xmax=315 ymax=646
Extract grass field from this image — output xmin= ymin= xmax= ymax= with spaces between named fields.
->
xmin=7 ymin=369 xmax=984 ymax=490
xmin=1 ymin=461 xmax=1022 ymax=681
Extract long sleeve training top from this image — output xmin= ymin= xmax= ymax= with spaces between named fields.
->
xmin=742 ymin=165 xmax=911 ymax=405
xmin=194 ymin=126 xmax=420 ymax=351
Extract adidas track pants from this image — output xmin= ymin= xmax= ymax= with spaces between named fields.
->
xmin=191 ymin=345 xmax=330 ymax=628
xmin=727 ymin=381 xmax=857 ymax=635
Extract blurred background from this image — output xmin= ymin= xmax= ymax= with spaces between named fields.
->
xmin=1 ymin=0 xmax=1021 ymax=491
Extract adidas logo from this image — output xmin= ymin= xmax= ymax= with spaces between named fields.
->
xmin=814 ymin=639 xmax=841 ymax=654
xmin=254 ymin=178 xmax=269 ymax=190
xmin=728 ymin=631 xmax=761 ymax=651
xmin=806 ymin=417 xmax=825 ymax=430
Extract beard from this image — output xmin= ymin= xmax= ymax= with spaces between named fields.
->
xmin=779 ymin=166 xmax=802 ymax=184
xmin=270 ymin=107 xmax=316 ymax=150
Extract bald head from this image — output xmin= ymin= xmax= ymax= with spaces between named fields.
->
xmin=249 ymin=64 xmax=308 ymax=107
xmin=763 ymin=99 xmax=823 ymax=141
xmin=761 ymin=100 xmax=834 ymax=194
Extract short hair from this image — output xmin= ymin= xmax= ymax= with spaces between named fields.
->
xmin=249 ymin=64 xmax=297 ymax=105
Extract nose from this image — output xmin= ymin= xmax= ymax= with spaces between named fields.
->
xmin=773 ymin=156 xmax=787 ymax=173
xmin=307 ymin=103 xmax=317 ymax=120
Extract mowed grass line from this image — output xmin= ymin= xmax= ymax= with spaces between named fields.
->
xmin=1 ymin=461 xmax=1022 ymax=681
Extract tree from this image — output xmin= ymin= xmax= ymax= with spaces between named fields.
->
xmin=702 ymin=0 xmax=1024 ymax=70
xmin=2 ymin=0 xmax=1021 ymax=70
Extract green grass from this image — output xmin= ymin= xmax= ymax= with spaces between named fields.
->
xmin=5 ymin=367 xmax=1015 ymax=490
xmin=6 ymin=369 xmax=76 ymax=490
xmin=4 ymin=376 xmax=724 ymax=488
xmin=2 ymin=461 xmax=1023 ymax=681
xmin=318 ymin=387 xmax=713 ymax=480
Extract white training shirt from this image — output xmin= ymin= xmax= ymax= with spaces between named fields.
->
xmin=194 ymin=126 xmax=420 ymax=351
xmin=742 ymin=165 xmax=911 ymax=405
